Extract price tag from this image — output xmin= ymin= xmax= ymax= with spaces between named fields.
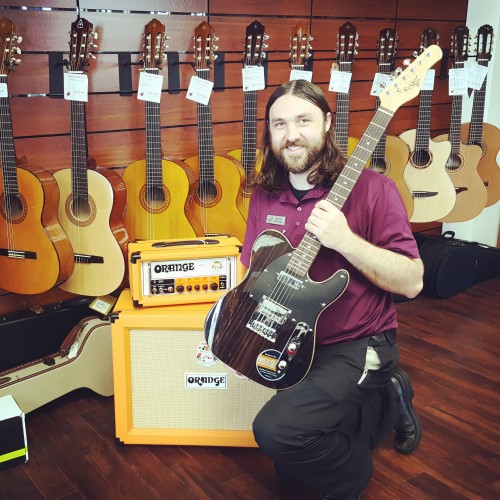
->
xmin=64 ymin=72 xmax=88 ymax=102
xmin=448 ymin=67 xmax=468 ymax=96
xmin=89 ymin=295 xmax=117 ymax=316
xmin=137 ymin=71 xmax=163 ymax=103
xmin=186 ymin=75 xmax=214 ymax=105
xmin=290 ymin=69 xmax=313 ymax=82
xmin=468 ymin=62 xmax=488 ymax=90
xmin=328 ymin=70 xmax=352 ymax=93
xmin=422 ymin=69 xmax=436 ymax=91
xmin=0 ymin=83 xmax=8 ymax=97
xmin=242 ymin=66 xmax=265 ymax=91
xmin=370 ymin=73 xmax=392 ymax=96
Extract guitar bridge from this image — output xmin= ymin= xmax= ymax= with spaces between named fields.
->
xmin=246 ymin=295 xmax=291 ymax=341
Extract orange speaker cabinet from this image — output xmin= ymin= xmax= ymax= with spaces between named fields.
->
xmin=111 ymin=289 xmax=275 ymax=446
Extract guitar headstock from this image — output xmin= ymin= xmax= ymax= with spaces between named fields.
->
xmin=193 ymin=21 xmax=218 ymax=71
xmin=376 ymin=28 xmax=397 ymax=70
xmin=475 ymin=24 xmax=494 ymax=62
xmin=68 ymin=17 xmax=98 ymax=72
xmin=243 ymin=20 xmax=268 ymax=67
xmin=336 ymin=22 xmax=358 ymax=64
xmin=289 ymin=24 xmax=313 ymax=68
xmin=420 ymin=27 xmax=439 ymax=51
xmin=142 ymin=18 xmax=168 ymax=71
xmin=379 ymin=45 xmax=442 ymax=113
xmin=0 ymin=17 xmax=22 ymax=77
xmin=450 ymin=25 xmax=469 ymax=65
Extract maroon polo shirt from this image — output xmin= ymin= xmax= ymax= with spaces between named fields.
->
xmin=241 ymin=168 xmax=421 ymax=345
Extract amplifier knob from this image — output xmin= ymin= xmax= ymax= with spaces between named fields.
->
xmin=210 ymin=283 xmax=218 ymax=291
xmin=176 ymin=285 xmax=184 ymax=293
xmin=202 ymin=284 xmax=208 ymax=290
xmin=194 ymin=284 xmax=200 ymax=291
xmin=186 ymin=285 xmax=192 ymax=291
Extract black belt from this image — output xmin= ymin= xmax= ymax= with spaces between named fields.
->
xmin=369 ymin=329 xmax=397 ymax=347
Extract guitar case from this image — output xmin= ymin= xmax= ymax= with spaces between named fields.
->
xmin=413 ymin=231 xmax=500 ymax=298
xmin=0 ymin=316 xmax=113 ymax=413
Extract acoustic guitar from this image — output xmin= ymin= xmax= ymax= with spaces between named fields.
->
xmin=0 ymin=18 xmax=74 ymax=295
xmin=122 ymin=18 xmax=203 ymax=240
xmin=435 ymin=25 xmax=487 ymax=222
xmin=184 ymin=21 xmax=247 ymax=242
xmin=205 ymin=46 xmax=443 ymax=390
xmin=53 ymin=18 xmax=130 ymax=296
xmin=461 ymin=24 xmax=500 ymax=207
xmin=400 ymin=29 xmax=456 ymax=223
xmin=369 ymin=27 xmax=413 ymax=219
xmin=289 ymin=24 xmax=313 ymax=74
xmin=228 ymin=20 xmax=268 ymax=219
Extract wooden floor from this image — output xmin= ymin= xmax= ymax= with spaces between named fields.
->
xmin=1 ymin=277 xmax=499 ymax=499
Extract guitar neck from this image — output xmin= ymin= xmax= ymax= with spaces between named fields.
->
xmin=371 ymin=62 xmax=391 ymax=160
xmin=196 ymin=69 xmax=215 ymax=183
xmin=334 ymin=61 xmax=352 ymax=158
xmin=414 ymin=89 xmax=433 ymax=151
xmin=0 ymin=90 xmax=19 ymax=196
xmin=241 ymin=89 xmax=258 ymax=176
xmin=468 ymin=60 xmax=488 ymax=145
xmin=145 ymin=97 xmax=163 ymax=189
xmin=70 ymin=100 xmax=89 ymax=200
xmin=448 ymin=62 xmax=465 ymax=154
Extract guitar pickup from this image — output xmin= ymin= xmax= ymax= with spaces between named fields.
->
xmin=246 ymin=295 xmax=291 ymax=341
xmin=277 ymin=271 xmax=303 ymax=290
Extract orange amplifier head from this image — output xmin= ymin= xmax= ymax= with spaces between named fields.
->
xmin=128 ymin=236 xmax=244 ymax=307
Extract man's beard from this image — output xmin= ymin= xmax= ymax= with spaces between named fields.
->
xmin=272 ymin=136 xmax=326 ymax=174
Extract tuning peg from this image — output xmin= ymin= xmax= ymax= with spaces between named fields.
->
xmin=263 ymin=43 xmax=268 ymax=50
xmin=89 ymin=53 xmax=97 ymax=59
xmin=264 ymin=34 xmax=270 ymax=40
xmin=14 ymin=47 xmax=21 ymax=55
xmin=14 ymin=35 xmax=23 ymax=44
xmin=213 ymin=54 xmax=219 ymax=60
xmin=92 ymin=32 xmax=98 ymax=40
xmin=413 ymin=51 xmax=419 ymax=58
xmin=403 ymin=58 xmax=411 ymax=66
xmin=213 ymin=45 xmax=219 ymax=52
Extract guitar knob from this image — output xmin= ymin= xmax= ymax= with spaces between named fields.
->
xmin=278 ymin=360 xmax=287 ymax=370
xmin=286 ymin=342 xmax=297 ymax=354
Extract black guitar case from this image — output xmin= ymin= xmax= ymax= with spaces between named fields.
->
xmin=413 ymin=231 xmax=500 ymax=298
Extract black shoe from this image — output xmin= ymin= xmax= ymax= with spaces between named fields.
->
xmin=391 ymin=368 xmax=422 ymax=454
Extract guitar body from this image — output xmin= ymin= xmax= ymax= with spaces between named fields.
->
xmin=433 ymin=134 xmax=487 ymax=222
xmin=461 ymin=122 xmax=500 ymax=207
xmin=184 ymin=154 xmax=248 ymax=242
xmin=53 ymin=168 xmax=128 ymax=296
xmin=205 ymin=230 xmax=349 ymax=389
xmin=400 ymin=128 xmax=456 ymax=222
xmin=0 ymin=166 xmax=74 ymax=294
xmin=122 ymin=158 xmax=203 ymax=240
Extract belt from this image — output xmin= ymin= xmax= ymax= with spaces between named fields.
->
xmin=369 ymin=329 xmax=397 ymax=347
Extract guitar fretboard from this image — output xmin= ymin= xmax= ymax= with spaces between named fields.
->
xmin=372 ymin=62 xmax=392 ymax=161
xmin=334 ymin=61 xmax=352 ymax=158
xmin=70 ymin=99 xmax=89 ymax=201
xmin=414 ymin=89 xmax=433 ymax=152
xmin=448 ymin=61 xmax=465 ymax=155
xmin=196 ymin=68 xmax=215 ymax=184
xmin=144 ymin=69 xmax=163 ymax=189
xmin=468 ymin=59 xmax=488 ymax=146
xmin=0 ymin=90 xmax=19 ymax=196
xmin=241 ymin=88 xmax=258 ymax=176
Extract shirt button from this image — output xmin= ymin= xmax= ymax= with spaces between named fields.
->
xmin=297 ymin=206 xmax=302 ymax=211
xmin=295 ymin=221 xmax=301 ymax=226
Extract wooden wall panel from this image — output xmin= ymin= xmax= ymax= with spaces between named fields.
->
xmin=397 ymin=0 xmax=468 ymax=20
xmin=208 ymin=0 xmax=310 ymax=16
xmin=312 ymin=0 xmax=398 ymax=18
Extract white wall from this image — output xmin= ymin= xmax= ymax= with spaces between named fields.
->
xmin=442 ymin=0 xmax=500 ymax=245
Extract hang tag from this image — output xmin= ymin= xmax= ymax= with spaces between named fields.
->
xmin=448 ymin=68 xmax=468 ymax=96
xmin=64 ymin=72 xmax=88 ymax=102
xmin=137 ymin=71 xmax=163 ymax=103
xmin=290 ymin=69 xmax=313 ymax=82
xmin=370 ymin=73 xmax=392 ymax=96
xmin=468 ymin=62 xmax=488 ymax=90
xmin=421 ymin=69 xmax=435 ymax=91
xmin=0 ymin=83 xmax=8 ymax=97
xmin=328 ymin=70 xmax=352 ymax=93
xmin=186 ymin=75 xmax=214 ymax=105
xmin=242 ymin=66 xmax=265 ymax=91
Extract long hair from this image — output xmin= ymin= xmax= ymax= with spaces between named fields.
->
xmin=255 ymin=79 xmax=345 ymax=194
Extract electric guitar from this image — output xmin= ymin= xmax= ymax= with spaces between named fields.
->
xmin=205 ymin=46 xmax=443 ymax=390
xmin=184 ymin=21 xmax=248 ymax=242
xmin=54 ymin=18 xmax=130 ymax=296
xmin=228 ymin=20 xmax=268 ymax=219
xmin=461 ymin=24 xmax=500 ymax=207
xmin=369 ymin=27 xmax=413 ymax=219
xmin=289 ymin=24 xmax=313 ymax=74
xmin=0 ymin=18 xmax=74 ymax=294
xmin=435 ymin=25 xmax=487 ymax=222
xmin=122 ymin=18 xmax=203 ymax=240
xmin=400 ymin=28 xmax=456 ymax=223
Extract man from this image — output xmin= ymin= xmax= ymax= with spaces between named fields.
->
xmin=241 ymin=80 xmax=423 ymax=499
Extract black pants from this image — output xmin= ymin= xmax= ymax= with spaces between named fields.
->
xmin=252 ymin=334 xmax=400 ymax=497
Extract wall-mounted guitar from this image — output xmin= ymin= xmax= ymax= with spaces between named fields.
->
xmin=0 ymin=17 xmax=74 ymax=294
xmin=435 ymin=25 xmax=487 ymax=222
xmin=289 ymin=24 xmax=313 ymax=73
xmin=184 ymin=21 xmax=247 ymax=243
xmin=461 ymin=24 xmax=500 ymax=207
xmin=400 ymin=28 xmax=456 ymax=223
xmin=122 ymin=18 xmax=203 ymax=240
xmin=228 ymin=20 xmax=268 ymax=220
xmin=369 ymin=28 xmax=413 ymax=219
xmin=53 ymin=17 xmax=129 ymax=296
xmin=205 ymin=46 xmax=443 ymax=390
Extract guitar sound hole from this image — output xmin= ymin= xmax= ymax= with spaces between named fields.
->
xmin=2 ymin=194 xmax=24 ymax=221
xmin=198 ymin=181 xmax=218 ymax=204
xmin=71 ymin=197 xmax=91 ymax=220
xmin=370 ymin=158 xmax=388 ymax=175
xmin=446 ymin=153 xmax=462 ymax=172
xmin=412 ymin=149 xmax=431 ymax=168
xmin=146 ymin=186 xmax=166 ymax=209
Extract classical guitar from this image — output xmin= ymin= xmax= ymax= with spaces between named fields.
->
xmin=205 ymin=46 xmax=443 ymax=390
xmin=333 ymin=21 xmax=359 ymax=159
xmin=184 ymin=21 xmax=247 ymax=242
xmin=122 ymin=18 xmax=203 ymax=240
xmin=0 ymin=18 xmax=74 ymax=294
xmin=228 ymin=20 xmax=268 ymax=219
xmin=289 ymin=24 xmax=313 ymax=73
xmin=400 ymin=28 xmax=456 ymax=223
xmin=461 ymin=24 xmax=500 ymax=207
xmin=369 ymin=27 xmax=413 ymax=219
xmin=53 ymin=18 xmax=130 ymax=296
xmin=435 ymin=25 xmax=487 ymax=222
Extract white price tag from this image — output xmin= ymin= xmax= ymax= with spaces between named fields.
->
xmin=290 ymin=69 xmax=313 ymax=82
xmin=64 ymin=73 xmax=88 ymax=102
xmin=137 ymin=71 xmax=164 ymax=103
xmin=328 ymin=70 xmax=352 ymax=93
xmin=0 ymin=83 xmax=8 ymax=97
xmin=186 ymin=75 xmax=214 ymax=105
xmin=370 ymin=73 xmax=392 ymax=96
xmin=242 ymin=66 xmax=265 ymax=91
xmin=422 ymin=69 xmax=436 ymax=91
xmin=468 ymin=62 xmax=488 ymax=90
xmin=448 ymin=68 xmax=469 ymax=96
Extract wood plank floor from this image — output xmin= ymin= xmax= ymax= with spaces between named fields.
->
xmin=1 ymin=277 xmax=499 ymax=499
